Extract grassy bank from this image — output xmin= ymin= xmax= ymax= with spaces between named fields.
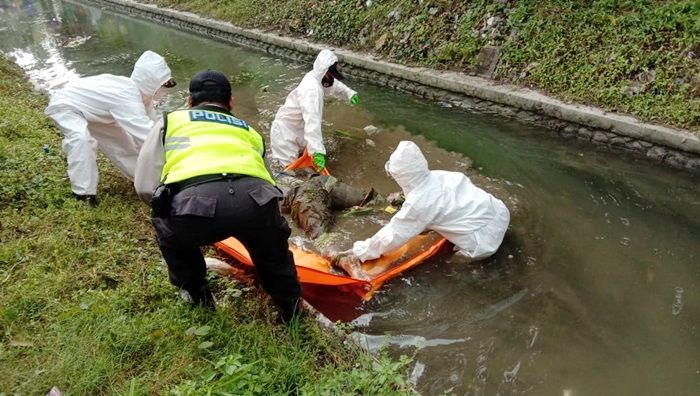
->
xmin=145 ymin=0 xmax=699 ymax=132
xmin=0 ymin=55 xmax=412 ymax=394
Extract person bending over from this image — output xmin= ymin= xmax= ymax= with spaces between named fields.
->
xmin=45 ymin=50 xmax=174 ymax=205
xmin=136 ymin=69 xmax=302 ymax=323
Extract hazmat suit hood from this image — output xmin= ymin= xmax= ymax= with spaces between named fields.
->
xmin=387 ymin=141 xmax=430 ymax=194
xmin=130 ymin=50 xmax=172 ymax=102
xmin=311 ymin=50 xmax=339 ymax=83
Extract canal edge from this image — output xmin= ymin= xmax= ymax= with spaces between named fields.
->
xmin=84 ymin=0 xmax=700 ymax=172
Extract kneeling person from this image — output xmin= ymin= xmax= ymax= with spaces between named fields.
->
xmin=138 ymin=69 xmax=302 ymax=322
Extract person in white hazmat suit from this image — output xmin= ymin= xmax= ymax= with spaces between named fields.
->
xmin=352 ymin=141 xmax=510 ymax=265
xmin=270 ymin=49 xmax=358 ymax=172
xmin=45 ymin=50 xmax=175 ymax=204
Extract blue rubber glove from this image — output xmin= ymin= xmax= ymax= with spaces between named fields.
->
xmin=350 ymin=93 xmax=360 ymax=105
xmin=312 ymin=152 xmax=326 ymax=172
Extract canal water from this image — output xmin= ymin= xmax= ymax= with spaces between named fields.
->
xmin=2 ymin=1 xmax=698 ymax=394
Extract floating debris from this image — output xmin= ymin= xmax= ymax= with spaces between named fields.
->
xmin=340 ymin=206 xmax=373 ymax=218
xmin=334 ymin=129 xmax=358 ymax=139
xmin=61 ymin=35 xmax=91 ymax=49
xmin=363 ymin=124 xmax=379 ymax=135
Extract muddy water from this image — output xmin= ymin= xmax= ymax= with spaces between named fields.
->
xmin=2 ymin=1 xmax=698 ymax=394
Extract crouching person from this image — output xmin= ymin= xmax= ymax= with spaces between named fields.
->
xmin=135 ymin=69 xmax=302 ymax=322
xmin=348 ymin=141 xmax=510 ymax=273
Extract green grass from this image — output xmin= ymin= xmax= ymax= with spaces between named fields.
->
xmin=145 ymin=0 xmax=699 ymax=132
xmin=0 ymin=55 xmax=413 ymax=395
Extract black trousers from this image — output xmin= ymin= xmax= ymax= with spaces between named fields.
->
xmin=152 ymin=176 xmax=302 ymax=317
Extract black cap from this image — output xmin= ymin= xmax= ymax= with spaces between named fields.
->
xmin=189 ymin=69 xmax=231 ymax=105
xmin=327 ymin=62 xmax=344 ymax=80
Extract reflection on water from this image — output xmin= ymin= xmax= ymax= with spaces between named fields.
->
xmin=2 ymin=1 xmax=699 ymax=394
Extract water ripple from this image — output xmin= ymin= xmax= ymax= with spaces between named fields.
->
xmin=527 ymin=325 xmax=539 ymax=349
xmin=502 ymin=360 xmax=521 ymax=383
xmin=469 ymin=288 xmax=528 ymax=323
xmin=409 ymin=361 xmax=425 ymax=386
xmin=672 ymin=287 xmax=683 ymax=316
xmin=349 ymin=332 xmax=466 ymax=352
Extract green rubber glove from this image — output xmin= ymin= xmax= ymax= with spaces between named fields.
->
xmin=350 ymin=93 xmax=360 ymax=105
xmin=312 ymin=152 xmax=326 ymax=171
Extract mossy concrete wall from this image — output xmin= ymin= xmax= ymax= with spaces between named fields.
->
xmin=84 ymin=0 xmax=700 ymax=171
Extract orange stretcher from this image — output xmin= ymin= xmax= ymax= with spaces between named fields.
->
xmin=284 ymin=148 xmax=331 ymax=176
xmin=216 ymin=232 xmax=448 ymax=300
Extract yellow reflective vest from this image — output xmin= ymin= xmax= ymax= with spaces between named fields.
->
xmin=160 ymin=107 xmax=274 ymax=185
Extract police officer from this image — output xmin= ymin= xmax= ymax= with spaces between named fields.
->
xmin=146 ymin=69 xmax=302 ymax=322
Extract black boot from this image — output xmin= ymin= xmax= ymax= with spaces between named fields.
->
xmin=73 ymin=193 xmax=97 ymax=207
xmin=278 ymin=298 xmax=302 ymax=324
xmin=180 ymin=284 xmax=216 ymax=311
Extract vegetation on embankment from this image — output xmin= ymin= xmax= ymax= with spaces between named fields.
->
xmin=144 ymin=0 xmax=699 ymax=132
xmin=0 ymin=55 xmax=412 ymax=394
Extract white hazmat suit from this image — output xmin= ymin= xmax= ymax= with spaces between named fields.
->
xmin=270 ymin=49 xmax=356 ymax=166
xmin=45 ymin=50 xmax=172 ymax=196
xmin=353 ymin=141 xmax=510 ymax=262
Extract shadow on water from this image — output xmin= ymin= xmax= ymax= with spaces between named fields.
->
xmin=2 ymin=1 xmax=699 ymax=394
